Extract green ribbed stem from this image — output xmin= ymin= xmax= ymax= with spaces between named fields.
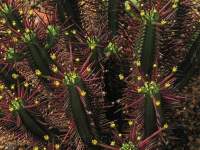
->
xmin=10 ymin=98 xmax=56 ymax=142
xmin=57 ymin=0 xmax=81 ymax=26
xmin=64 ymin=73 xmax=101 ymax=149
xmin=68 ymin=85 xmax=94 ymax=144
xmin=141 ymin=22 xmax=156 ymax=75
xmin=18 ymin=109 xmax=51 ymax=140
xmin=144 ymin=92 xmax=164 ymax=137
xmin=175 ymin=33 xmax=200 ymax=89
xmin=0 ymin=4 xmax=24 ymax=30
xmin=108 ymin=0 xmax=119 ymax=36
xmin=26 ymin=40 xmax=52 ymax=76
xmin=0 ymin=67 xmax=24 ymax=90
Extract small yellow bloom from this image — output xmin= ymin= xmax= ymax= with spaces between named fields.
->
xmin=1 ymin=19 xmax=6 ymax=24
xmin=125 ymin=1 xmax=131 ymax=11
xmin=80 ymin=90 xmax=86 ymax=97
xmin=172 ymin=66 xmax=177 ymax=73
xmin=92 ymin=139 xmax=98 ymax=145
xmin=53 ymin=80 xmax=60 ymax=87
xmin=75 ymin=58 xmax=80 ymax=62
xmin=137 ymin=88 xmax=142 ymax=93
xmin=12 ymin=37 xmax=18 ymax=42
xmin=12 ymin=73 xmax=19 ymax=79
xmin=19 ymin=9 xmax=23 ymax=15
xmin=86 ymin=67 xmax=91 ymax=72
xmin=25 ymin=28 xmax=30 ymax=33
xmin=50 ymin=53 xmax=56 ymax=60
xmin=119 ymin=74 xmax=124 ymax=80
xmin=51 ymin=65 xmax=58 ymax=73
xmin=110 ymin=122 xmax=116 ymax=128
xmin=137 ymin=76 xmax=142 ymax=81
xmin=140 ymin=10 xmax=145 ymax=16
xmin=35 ymin=69 xmax=42 ymax=76
xmin=128 ymin=120 xmax=134 ymax=126
xmin=65 ymin=32 xmax=69 ymax=35
xmin=7 ymin=29 xmax=12 ymax=34
xmin=153 ymin=64 xmax=157 ymax=67
xmin=110 ymin=141 xmax=115 ymax=146
xmin=24 ymin=82 xmax=29 ymax=87
xmin=136 ymin=60 xmax=141 ymax=66
xmin=137 ymin=136 xmax=141 ymax=141
xmin=9 ymin=107 xmax=14 ymax=112
xmin=164 ymin=83 xmax=171 ymax=88
xmin=164 ymin=123 xmax=168 ymax=129
xmin=33 ymin=146 xmax=39 ymax=150
xmin=0 ymin=84 xmax=5 ymax=91
xmin=172 ymin=4 xmax=177 ymax=8
xmin=161 ymin=20 xmax=167 ymax=25
xmin=43 ymin=135 xmax=49 ymax=141
xmin=29 ymin=10 xmax=33 ymax=15
xmin=35 ymin=100 xmax=39 ymax=105
xmin=55 ymin=144 xmax=60 ymax=149
xmin=156 ymin=100 xmax=161 ymax=106
xmin=71 ymin=29 xmax=76 ymax=34
xmin=11 ymin=84 xmax=15 ymax=90
xmin=12 ymin=21 xmax=16 ymax=26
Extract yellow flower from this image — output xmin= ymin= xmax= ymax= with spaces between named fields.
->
xmin=80 ymin=90 xmax=86 ymax=97
xmin=92 ymin=139 xmax=98 ymax=145
xmin=119 ymin=74 xmax=124 ymax=80
xmin=164 ymin=123 xmax=168 ymax=129
xmin=35 ymin=69 xmax=42 ymax=76
xmin=43 ymin=135 xmax=49 ymax=141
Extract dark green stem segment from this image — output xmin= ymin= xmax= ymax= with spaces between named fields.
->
xmin=0 ymin=67 xmax=24 ymax=90
xmin=175 ymin=34 xmax=200 ymax=89
xmin=4 ymin=10 xmax=24 ymax=30
xmin=141 ymin=22 xmax=156 ymax=75
xmin=18 ymin=108 xmax=51 ymax=140
xmin=26 ymin=39 xmax=53 ymax=76
xmin=2 ymin=4 xmax=55 ymax=77
xmin=108 ymin=0 xmax=119 ymax=36
xmin=57 ymin=0 xmax=81 ymax=26
xmin=68 ymin=85 xmax=93 ymax=144
xmin=144 ymin=93 xmax=164 ymax=137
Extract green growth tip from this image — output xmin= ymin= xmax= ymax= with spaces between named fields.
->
xmin=6 ymin=48 xmax=16 ymax=61
xmin=105 ymin=42 xmax=120 ymax=54
xmin=87 ymin=37 xmax=99 ymax=50
xmin=1 ymin=3 xmax=12 ymax=15
xmin=141 ymin=9 xmax=159 ymax=23
xmin=120 ymin=141 xmax=138 ymax=150
xmin=47 ymin=25 xmax=59 ymax=37
xmin=140 ymin=81 xmax=159 ymax=96
xmin=63 ymin=72 xmax=80 ymax=86
xmin=9 ymin=98 xmax=24 ymax=112
xmin=22 ymin=29 xmax=36 ymax=43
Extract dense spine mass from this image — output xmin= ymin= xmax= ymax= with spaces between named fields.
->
xmin=0 ymin=0 xmax=199 ymax=149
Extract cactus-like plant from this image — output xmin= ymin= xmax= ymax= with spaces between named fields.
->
xmin=0 ymin=0 xmax=199 ymax=149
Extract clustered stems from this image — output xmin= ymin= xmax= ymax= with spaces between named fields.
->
xmin=0 ymin=0 xmax=199 ymax=149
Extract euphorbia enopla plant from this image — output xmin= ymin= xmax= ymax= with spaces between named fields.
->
xmin=121 ymin=59 xmax=184 ymax=148
xmin=0 ymin=68 xmax=64 ymax=149
xmin=89 ymin=119 xmax=168 ymax=150
xmin=0 ymin=0 xmax=62 ymax=80
xmin=0 ymin=1 xmax=110 ymax=148
xmin=120 ymin=0 xmax=185 ymax=146
xmin=173 ymin=2 xmax=200 ymax=89
xmin=0 ymin=0 xmax=198 ymax=149
xmin=37 ymin=40 xmax=110 ymax=149
xmin=124 ymin=0 xmax=180 ymax=75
